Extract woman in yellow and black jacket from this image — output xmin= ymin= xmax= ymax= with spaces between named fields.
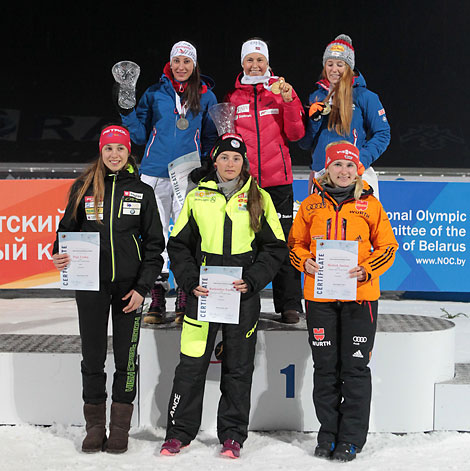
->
xmin=161 ymin=133 xmax=287 ymax=459
xmin=52 ymin=125 xmax=164 ymax=454
xmin=289 ymin=141 xmax=397 ymax=462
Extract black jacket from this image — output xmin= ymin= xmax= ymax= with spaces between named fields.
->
xmin=53 ymin=166 xmax=164 ymax=296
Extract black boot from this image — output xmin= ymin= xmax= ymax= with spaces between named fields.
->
xmin=106 ymin=402 xmax=134 ymax=454
xmin=82 ymin=403 xmax=106 ymax=453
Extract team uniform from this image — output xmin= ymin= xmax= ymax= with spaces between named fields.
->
xmin=165 ymin=173 xmax=287 ymax=446
xmin=226 ymin=73 xmax=305 ymax=316
xmin=121 ymin=63 xmax=218 ymax=273
xmin=289 ymin=178 xmax=398 ymax=451
xmin=53 ymin=166 xmax=164 ymax=404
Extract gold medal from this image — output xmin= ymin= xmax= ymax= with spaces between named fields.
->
xmin=271 ymin=81 xmax=281 ymax=94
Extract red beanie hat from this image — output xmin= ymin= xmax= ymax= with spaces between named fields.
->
xmin=325 ymin=142 xmax=363 ymax=175
xmin=99 ymin=125 xmax=131 ymax=153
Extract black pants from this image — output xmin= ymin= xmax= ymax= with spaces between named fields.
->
xmin=75 ymin=280 xmax=142 ymax=405
xmin=165 ymin=294 xmax=260 ymax=446
xmin=306 ymin=300 xmax=378 ymax=449
xmin=264 ymin=184 xmax=303 ymax=313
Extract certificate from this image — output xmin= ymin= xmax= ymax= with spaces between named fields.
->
xmin=314 ymin=240 xmax=358 ymax=300
xmin=197 ymin=266 xmax=243 ymax=324
xmin=168 ymin=151 xmax=201 ymax=208
xmin=58 ymin=232 xmax=100 ymax=291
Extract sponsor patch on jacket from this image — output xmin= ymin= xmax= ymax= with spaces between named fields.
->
xmin=194 ymin=190 xmax=217 ymax=202
xmin=84 ymin=196 xmax=103 ymax=220
xmin=312 ymin=234 xmax=324 ymax=240
xmin=355 ymin=200 xmax=369 ymax=211
xmin=259 ymin=108 xmax=279 ymax=117
xmin=238 ymin=193 xmax=248 ymax=211
xmin=123 ymin=202 xmax=141 ymax=215
xmin=378 ymin=108 xmax=386 ymax=116
xmin=237 ymin=104 xmax=250 ymax=114
xmin=124 ymin=191 xmax=143 ymax=200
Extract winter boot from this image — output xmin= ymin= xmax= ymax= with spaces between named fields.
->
xmin=144 ymin=283 xmax=167 ymax=324
xmin=174 ymin=287 xmax=188 ymax=324
xmin=332 ymin=442 xmax=360 ymax=462
xmin=221 ymin=439 xmax=241 ymax=459
xmin=281 ymin=310 xmax=300 ymax=324
xmin=106 ymin=402 xmax=134 ymax=454
xmin=82 ymin=403 xmax=106 ymax=453
xmin=314 ymin=441 xmax=335 ymax=459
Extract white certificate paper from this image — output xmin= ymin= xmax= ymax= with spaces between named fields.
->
xmin=168 ymin=151 xmax=201 ymax=208
xmin=314 ymin=240 xmax=358 ymax=300
xmin=58 ymin=232 xmax=100 ymax=291
xmin=197 ymin=266 xmax=243 ymax=324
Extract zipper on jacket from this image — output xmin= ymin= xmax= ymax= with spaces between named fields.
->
xmin=109 ymin=175 xmax=117 ymax=281
xmin=279 ymin=145 xmax=288 ymax=180
xmin=132 ymin=234 xmax=142 ymax=261
xmin=253 ymin=86 xmax=262 ymax=186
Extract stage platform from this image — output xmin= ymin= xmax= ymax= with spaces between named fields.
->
xmin=1 ymin=292 xmax=470 ymax=433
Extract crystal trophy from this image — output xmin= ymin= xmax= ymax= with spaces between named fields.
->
xmin=208 ymin=103 xmax=236 ymax=135
xmin=112 ymin=61 xmax=141 ymax=110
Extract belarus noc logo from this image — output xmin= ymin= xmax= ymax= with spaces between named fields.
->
xmin=313 ymin=328 xmax=325 ymax=341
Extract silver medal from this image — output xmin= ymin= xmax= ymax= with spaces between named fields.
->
xmin=176 ymin=117 xmax=189 ymax=130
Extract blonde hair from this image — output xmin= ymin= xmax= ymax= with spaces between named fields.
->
xmin=322 ymin=65 xmax=354 ymax=136
xmin=320 ymin=141 xmax=363 ymax=200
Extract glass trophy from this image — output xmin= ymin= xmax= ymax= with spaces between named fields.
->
xmin=208 ymin=103 xmax=236 ymax=135
xmin=112 ymin=61 xmax=141 ymax=110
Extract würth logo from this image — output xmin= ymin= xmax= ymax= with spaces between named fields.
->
xmin=313 ymin=328 xmax=325 ymax=341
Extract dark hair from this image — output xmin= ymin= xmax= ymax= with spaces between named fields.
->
xmin=184 ymin=63 xmax=202 ymax=115
xmin=240 ymin=165 xmax=264 ymax=232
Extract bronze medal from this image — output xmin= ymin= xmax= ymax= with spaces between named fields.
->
xmin=176 ymin=117 xmax=189 ymax=130
xmin=321 ymin=102 xmax=331 ymax=115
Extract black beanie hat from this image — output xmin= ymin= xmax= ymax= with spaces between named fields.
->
xmin=210 ymin=133 xmax=248 ymax=162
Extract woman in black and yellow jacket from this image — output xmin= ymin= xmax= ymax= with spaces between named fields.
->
xmin=160 ymin=133 xmax=287 ymax=459
xmin=52 ymin=125 xmax=164 ymax=454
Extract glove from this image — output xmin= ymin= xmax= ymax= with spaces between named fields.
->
xmin=308 ymin=102 xmax=326 ymax=121
xmin=112 ymin=82 xmax=134 ymax=116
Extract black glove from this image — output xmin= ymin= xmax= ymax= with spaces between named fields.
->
xmin=112 ymin=82 xmax=134 ymax=116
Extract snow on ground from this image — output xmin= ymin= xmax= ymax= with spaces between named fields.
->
xmin=1 ymin=424 xmax=470 ymax=471
xmin=2 ymin=294 xmax=470 ymax=470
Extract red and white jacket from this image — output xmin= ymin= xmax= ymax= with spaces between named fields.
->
xmin=226 ymin=73 xmax=305 ymax=188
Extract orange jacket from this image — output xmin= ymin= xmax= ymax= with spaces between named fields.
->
xmin=288 ymin=180 xmax=398 ymax=302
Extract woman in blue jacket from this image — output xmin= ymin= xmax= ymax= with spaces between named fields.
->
xmin=117 ymin=41 xmax=218 ymax=324
xmin=299 ymin=34 xmax=390 ymax=196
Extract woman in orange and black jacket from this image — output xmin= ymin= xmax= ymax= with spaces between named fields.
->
xmin=289 ymin=141 xmax=397 ymax=462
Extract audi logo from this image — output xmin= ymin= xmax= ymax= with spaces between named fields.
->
xmin=353 ymin=336 xmax=367 ymax=343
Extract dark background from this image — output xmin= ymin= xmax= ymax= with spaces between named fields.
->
xmin=2 ymin=1 xmax=469 ymax=169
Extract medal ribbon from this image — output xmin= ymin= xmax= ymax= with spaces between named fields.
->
xmin=175 ymin=92 xmax=188 ymax=119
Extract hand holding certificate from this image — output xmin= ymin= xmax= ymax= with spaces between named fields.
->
xmin=57 ymin=232 xmax=100 ymax=291
xmin=196 ymin=266 xmax=243 ymax=324
xmin=314 ymin=240 xmax=359 ymax=301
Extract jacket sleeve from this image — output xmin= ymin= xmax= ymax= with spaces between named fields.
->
xmin=359 ymin=199 xmax=398 ymax=284
xmin=200 ymin=91 xmax=218 ymax=158
xmin=288 ymin=200 xmax=315 ymax=273
xmin=357 ymin=90 xmax=391 ymax=168
xmin=133 ymin=186 xmax=165 ymax=297
xmin=167 ymin=193 xmax=201 ymax=295
xmin=297 ymin=91 xmax=325 ymax=151
xmin=52 ymin=181 xmax=83 ymax=254
xmin=282 ymin=93 xmax=305 ymax=142
xmin=241 ymin=191 xmax=288 ymax=295
xmin=121 ymin=87 xmax=154 ymax=146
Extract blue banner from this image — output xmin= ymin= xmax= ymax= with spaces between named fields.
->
xmin=293 ymin=179 xmax=470 ymax=292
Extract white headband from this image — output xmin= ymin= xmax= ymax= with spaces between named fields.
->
xmin=170 ymin=41 xmax=197 ymax=66
xmin=240 ymin=40 xmax=269 ymax=65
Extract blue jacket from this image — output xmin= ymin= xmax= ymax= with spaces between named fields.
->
xmin=298 ymin=71 xmax=391 ymax=171
xmin=121 ymin=69 xmax=218 ymax=178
